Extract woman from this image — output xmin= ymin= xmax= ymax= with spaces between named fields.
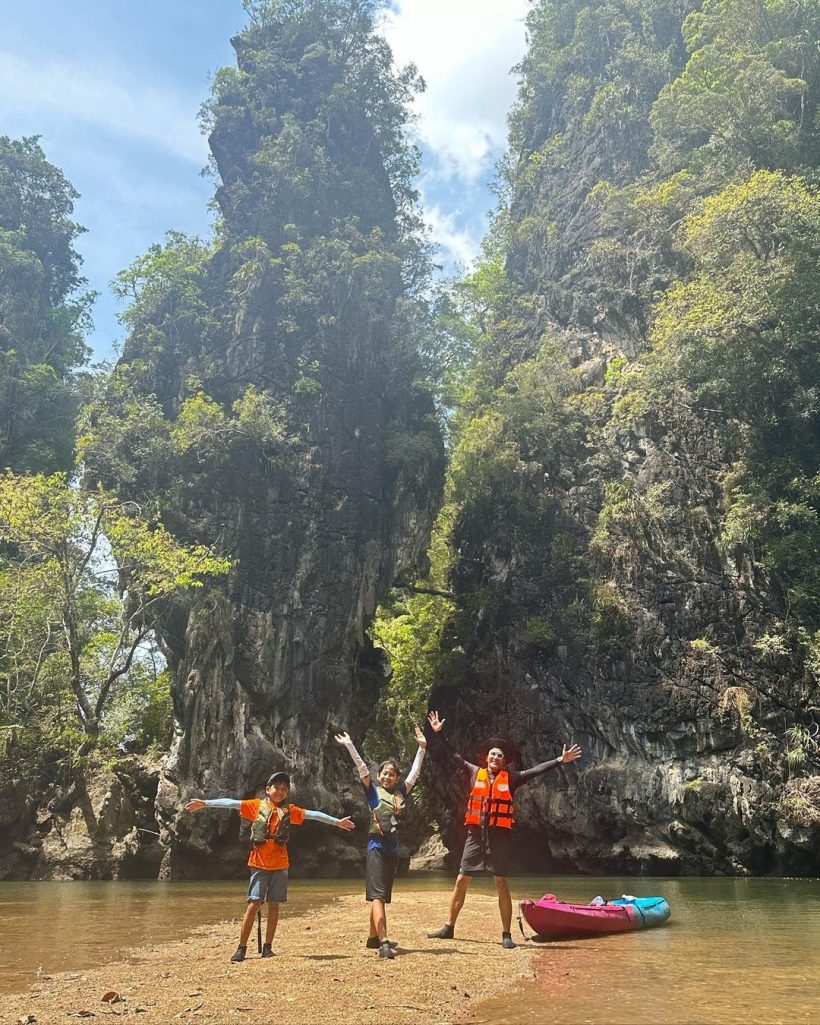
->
xmin=334 ymin=725 xmax=428 ymax=959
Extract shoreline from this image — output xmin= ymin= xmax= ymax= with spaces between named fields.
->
xmin=0 ymin=891 xmax=535 ymax=1025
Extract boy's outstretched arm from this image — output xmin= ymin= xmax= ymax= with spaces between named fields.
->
xmin=185 ymin=797 xmax=240 ymax=812
xmin=304 ymin=810 xmax=355 ymax=830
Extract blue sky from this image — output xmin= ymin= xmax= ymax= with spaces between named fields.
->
xmin=0 ymin=0 xmax=528 ymax=359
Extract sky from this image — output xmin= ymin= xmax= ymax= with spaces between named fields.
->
xmin=0 ymin=0 xmax=529 ymax=359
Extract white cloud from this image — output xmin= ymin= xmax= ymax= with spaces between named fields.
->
xmin=381 ymin=0 xmax=528 ymax=184
xmin=0 ymin=51 xmax=207 ymax=164
xmin=424 ymin=203 xmax=482 ymax=270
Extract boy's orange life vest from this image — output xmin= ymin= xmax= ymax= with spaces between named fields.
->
xmin=250 ymin=799 xmax=291 ymax=847
xmin=464 ymin=768 xmax=515 ymax=829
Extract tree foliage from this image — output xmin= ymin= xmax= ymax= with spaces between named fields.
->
xmin=0 ymin=137 xmax=93 ymax=472
xmin=0 ymin=472 xmax=230 ymax=755
xmin=82 ymin=0 xmax=441 ymax=510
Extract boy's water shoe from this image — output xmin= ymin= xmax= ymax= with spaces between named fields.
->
xmin=378 ymin=940 xmax=396 ymax=959
xmin=261 ymin=944 xmax=275 ymax=958
xmin=427 ymin=923 xmax=455 ymax=939
xmin=366 ymin=937 xmax=398 ymax=949
xmin=501 ymin=932 xmax=517 ymax=949
xmin=230 ymin=945 xmax=247 ymax=963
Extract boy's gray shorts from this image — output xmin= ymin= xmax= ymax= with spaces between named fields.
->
xmin=247 ymin=867 xmax=288 ymax=904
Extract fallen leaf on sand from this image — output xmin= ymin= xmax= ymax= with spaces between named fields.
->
xmin=18 ymin=1015 xmax=37 ymax=1024
xmin=101 ymin=992 xmax=122 ymax=1004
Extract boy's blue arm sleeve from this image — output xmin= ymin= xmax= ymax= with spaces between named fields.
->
xmin=304 ymin=809 xmax=341 ymax=826
xmin=203 ymin=798 xmax=242 ymax=809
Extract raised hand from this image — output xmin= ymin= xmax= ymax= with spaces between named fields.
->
xmin=559 ymin=744 xmax=582 ymax=764
xmin=427 ymin=710 xmax=446 ymax=733
xmin=414 ymin=724 xmax=427 ymax=749
xmin=185 ymin=799 xmax=205 ymax=812
xmin=334 ymin=731 xmax=352 ymax=745
xmin=336 ymin=816 xmax=356 ymax=831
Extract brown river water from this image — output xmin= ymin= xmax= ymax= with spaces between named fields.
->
xmin=1 ymin=874 xmax=818 ymax=1023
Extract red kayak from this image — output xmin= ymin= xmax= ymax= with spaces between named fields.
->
xmin=519 ymin=894 xmax=670 ymax=939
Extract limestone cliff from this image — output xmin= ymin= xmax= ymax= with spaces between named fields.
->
xmin=421 ymin=0 xmax=820 ymax=876
xmin=3 ymin=0 xmax=442 ymax=880
xmin=150 ymin=4 xmax=443 ymax=877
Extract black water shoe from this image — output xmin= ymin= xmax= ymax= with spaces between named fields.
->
xmin=230 ymin=945 xmax=247 ymax=963
xmin=427 ymin=923 xmax=454 ymax=939
xmin=501 ymin=932 xmax=516 ymax=949
xmin=261 ymin=944 xmax=274 ymax=958
xmin=366 ymin=937 xmax=398 ymax=949
xmin=378 ymin=940 xmax=395 ymax=960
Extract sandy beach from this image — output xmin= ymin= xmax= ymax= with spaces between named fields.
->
xmin=1 ymin=892 xmax=536 ymax=1025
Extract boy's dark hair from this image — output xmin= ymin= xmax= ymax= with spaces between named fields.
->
xmin=267 ymin=771 xmax=291 ymax=788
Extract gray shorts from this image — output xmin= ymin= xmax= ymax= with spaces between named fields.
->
xmin=247 ymin=867 xmax=288 ymax=904
xmin=459 ymin=826 xmax=513 ymax=877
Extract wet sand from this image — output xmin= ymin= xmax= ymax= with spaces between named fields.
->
xmin=0 ymin=892 xmax=535 ymax=1025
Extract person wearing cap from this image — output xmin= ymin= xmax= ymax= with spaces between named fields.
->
xmin=425 ymin=710 xmax=582 ymax=948
xmin=185 ymin=770 xmax=354 ymax=962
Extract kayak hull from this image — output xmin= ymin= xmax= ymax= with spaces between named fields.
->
xmin=520 ymin=895 xmax=670 ymax=939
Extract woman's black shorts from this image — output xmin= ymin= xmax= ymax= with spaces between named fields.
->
xmin=458 ymin=825 xmax=513 ymax=877
xmin=365 ymin=845 xmax=399 ymax=903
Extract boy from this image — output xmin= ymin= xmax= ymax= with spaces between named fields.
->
xmin=186 ymin=771 xmax=354 ymax=961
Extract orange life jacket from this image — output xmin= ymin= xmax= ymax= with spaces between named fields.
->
xmin=464 ymin=768 xmax=515 ymax=829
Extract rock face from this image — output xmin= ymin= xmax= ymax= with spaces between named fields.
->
xmin=423 ymin=0 xmax=820 ymax=876
xmin=114 ymin=5 xmax=441 ymax=877
xmin=0 ymin=758 xmax=164 ymax=881
xmin=156 ymin=419 xmax=440 ymax=878
xmin=427 ymin=400 xmax=820 ymax=874
xmin=408 ymin=833 xmax=449 ymax=872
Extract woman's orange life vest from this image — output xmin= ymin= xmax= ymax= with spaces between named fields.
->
xmin=464 ymin=768 xmax=515 ymax=829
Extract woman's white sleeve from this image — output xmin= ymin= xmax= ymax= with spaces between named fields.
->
xmin=341 ymin=738 xmax=370 ymax=780
xmin=404 ymin=745 xmax=426 ymax=788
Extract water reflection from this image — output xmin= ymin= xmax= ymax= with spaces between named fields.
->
xmin=0 ymin=875 xmax=452 ymax=992
xmin=1 ymin=874 xmax=817 ymax=1025
xmin=481 ymin=876 xmax=820 ymax=1025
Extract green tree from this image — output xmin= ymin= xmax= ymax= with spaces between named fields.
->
xmin=0 ymin=137 xmax=93 ymax=472
xmin=629 ymin=170 xmax=820 ymax=626
xmin=369 ymin=506 xmax=456 ymax=759
xmin=0 ymin=472 xmax=230 ymax=746
xmin=651 ymin=0 xmax=820 ymax=174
